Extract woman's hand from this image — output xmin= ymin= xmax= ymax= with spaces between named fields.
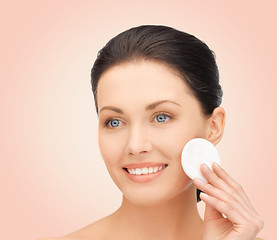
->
xmin=193 ymin=162 xmax=264 ymax=240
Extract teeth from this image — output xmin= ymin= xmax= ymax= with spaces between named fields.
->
xmin=141 ymin=167 xmax=148 ymax=174
xmin=126 ymin=165 xmax=166 ymax=175
xmin=135 ymin=169 xmax=142 ymax=175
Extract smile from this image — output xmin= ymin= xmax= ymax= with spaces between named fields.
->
xmin=124 ymin=164 xmax=168 ymax=175
xmin=123 ymin=164 xmax=168 ymax=183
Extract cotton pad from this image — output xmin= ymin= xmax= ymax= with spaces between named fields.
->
xmin=181 ymin=138 xmax=220 ymax=182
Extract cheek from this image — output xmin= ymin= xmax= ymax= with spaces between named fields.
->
xmin=158 ymin=123 xmax=199 ymax=155
xmin=98 ymin=131 xmax=124 ymax=166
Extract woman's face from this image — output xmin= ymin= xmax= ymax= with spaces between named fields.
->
xmin=97 ymin=60 xmax=210 ymax=206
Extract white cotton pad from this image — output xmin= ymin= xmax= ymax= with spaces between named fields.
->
xmin=181 ymin=138 xmax=221 ymax=182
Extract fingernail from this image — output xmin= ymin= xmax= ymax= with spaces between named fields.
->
xmin=213 ymin=162 xmax=220 ymax=168
xmin=202 ymin=163 xmax=210 ymax=170
xmin=194 ymin=177 xmax=205 ymax=183
xmin=200 ymin=192 xmax=209 ymax=198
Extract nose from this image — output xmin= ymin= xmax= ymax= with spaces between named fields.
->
xmin=126 ymin=124 xmax=153 ymax=156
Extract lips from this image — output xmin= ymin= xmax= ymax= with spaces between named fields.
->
xmin=123 ymin=162 xmax=168 ymax=183
xmin=122 ymin=162 xmax=167 ymax=169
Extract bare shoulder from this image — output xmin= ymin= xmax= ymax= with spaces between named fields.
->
xmin=37 ymin=236 xmax=78 ymax=240
xmin=38 ymin=238 xmax=79 ymax=240
xmin=38 ymin=236 xmax=265 ymax=240
xmin=37 ymin=238 xmax=66 ymax=240
xmin=38 ymin=215 xmax=114 ymax=240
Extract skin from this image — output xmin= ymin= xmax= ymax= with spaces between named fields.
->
xmin=40 ymin=60 xmax=263 ymax=240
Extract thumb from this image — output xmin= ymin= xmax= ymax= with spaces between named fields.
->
xmin=204 ymin=201 xmax=223 ymax=222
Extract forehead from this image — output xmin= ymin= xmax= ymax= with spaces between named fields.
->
xmin=97 ymin=60 xmax=194 ymax=107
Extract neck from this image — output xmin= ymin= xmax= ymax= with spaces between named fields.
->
xmin=110 ymin=185 xmax=204 ymax=240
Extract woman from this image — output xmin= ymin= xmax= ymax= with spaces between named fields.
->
xmin=42 ymin=25 xmax=264 ymax=240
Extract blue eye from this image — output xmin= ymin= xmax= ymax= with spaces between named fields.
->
xmin=104 ymin=113 xmax=172 ymax=129
xmin=104 ymin=119 xmax=122 ymax=128
xmin=155 ymin=113 xmax=171 ymax=123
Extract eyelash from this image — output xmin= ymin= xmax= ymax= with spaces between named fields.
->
xmin=103 ymin=112 xmax=173 ymax=128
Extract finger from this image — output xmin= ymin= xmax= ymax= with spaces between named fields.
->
xmin=201 ymin=192 xmax=264 ymax=237
xmin=194 ymin=178 xmax=253 ymax=221
xmin=201 ymin=163 xmax=255 ymax=213
xmin=204 ymin=201 xmax=224 ymax=222
xmin=200 ymin=163 xmax=231 ymax=191
xmin=211 ymin=163 xmax=258 ymax=213
xmin=199 ymin=163 xmax=261 ymax=222
xmin=199 ymin=192 xmax=246 ymax=225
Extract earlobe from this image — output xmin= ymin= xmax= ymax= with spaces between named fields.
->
xmin=206 ymin=107 xmax=226 ymax=146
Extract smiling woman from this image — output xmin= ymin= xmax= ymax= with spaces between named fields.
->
xmin=40 ymin=25 xmax=264 ymax=240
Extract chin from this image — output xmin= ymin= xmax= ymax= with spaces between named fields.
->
xmin=121 ymin=182 xmax=193 ymax=207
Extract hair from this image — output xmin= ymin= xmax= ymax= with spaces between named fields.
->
xmin=90 ymin=25 xmax=223 ymax=202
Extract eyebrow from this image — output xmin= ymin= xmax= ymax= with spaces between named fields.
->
xmin=99 ymin=100 xmax=181 ymax=114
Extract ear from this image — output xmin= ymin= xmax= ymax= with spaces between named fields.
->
xmin=206 ymin=107 xmax=226 ymax=146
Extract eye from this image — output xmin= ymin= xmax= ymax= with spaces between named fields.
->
xmin=103 ymin=112 xmax=173 ymax=129
xmin=104 ymin=118 xmax=123 ymax=128
xmin=154 ymin=113 xmax=172 ymax=123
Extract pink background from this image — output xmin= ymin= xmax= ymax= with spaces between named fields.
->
xmin=1 ymin=1 xmax=276 ymax=239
